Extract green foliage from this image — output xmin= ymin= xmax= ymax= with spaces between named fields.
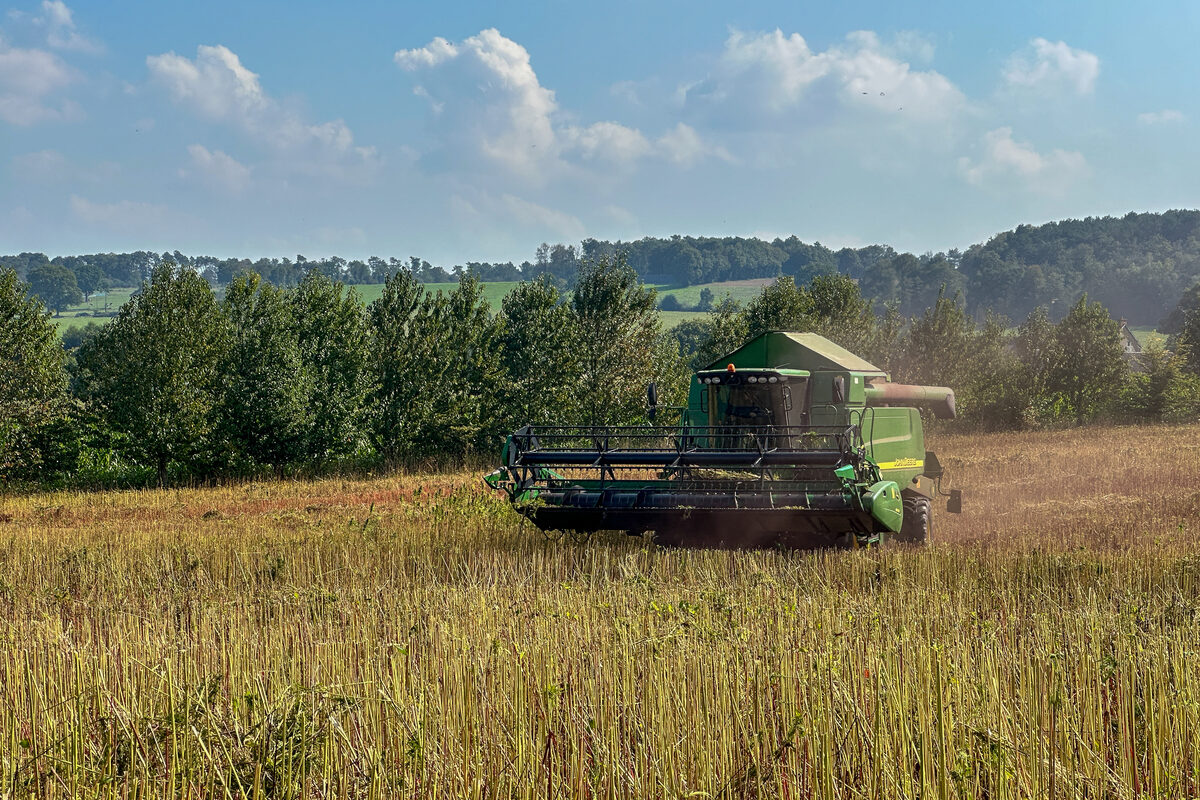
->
xmin=808 ymin=274 xmax=877 ymax=356
xmin=1118 ymin=340 xmax=1200 ymax=422
xmin=898 ymin=290 xmax=975 ymax=388
xmin=898 ymin=293 xmax=1023 ymax=426
xmin=290 ymin=271 xmax=372 ymax=463
xmin=218 ymin=274 xmax=313 ymax=470
xmin=1050 ymin=295 xmax=1127 ymax=424
xmin=71 ymin=261 xmax=106 ymax=301
xmin=367 ymin=273 xmax=502 ymax=460
xmin=0 ymin=269 xmax=77 ymax=483
xmin=496 ymin=278 xmax=580 ymax=427
xmin=683 ymin=297 xmax=749 ymax=369
xmin=570 ymin=255 xmax=661 ymax=425
xmin=27 ymin=262 xmax=83 ymax=314
xmin=657 ymin=294 xmax=683 ymax=311
xmin=74 ymin=263 xmax=227 ymax=484
xmin=742 ymin=276 xmax=813 ymax=338
xmin=366 ymin=269 xmax=425 ymax=460
xmin=1163 ymin=281 xmax=1200 ymax=373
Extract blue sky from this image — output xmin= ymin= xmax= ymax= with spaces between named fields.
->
xmin=1 ymin=0 xmax=1197 ymax=266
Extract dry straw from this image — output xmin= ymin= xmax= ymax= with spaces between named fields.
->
xmin=1 ymin=424 xmax=1199 ymax=798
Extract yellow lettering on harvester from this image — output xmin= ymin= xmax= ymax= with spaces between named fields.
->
xmin=875 ymin=458 xmax=924 ymax=470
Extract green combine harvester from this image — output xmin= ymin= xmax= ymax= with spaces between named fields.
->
xmin=485 ymin=332 xmax=961 ymax=547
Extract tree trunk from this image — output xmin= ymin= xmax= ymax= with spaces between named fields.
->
xmin=157 ymin=455 xmax=168 ymax=488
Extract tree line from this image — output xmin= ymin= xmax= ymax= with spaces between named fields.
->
xmin=5 ymin=256 xmax=1200 ymax=489
xmin=11 ymin=209 xmax=1200 ymax=325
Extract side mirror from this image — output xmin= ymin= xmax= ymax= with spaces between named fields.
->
xmin=647 ymin=382 xmax=658 ymax=421
xmin=832 ymin=375 xmax=846 ymax=403
xmin=946 ymin=489 xmax=962 ymax=514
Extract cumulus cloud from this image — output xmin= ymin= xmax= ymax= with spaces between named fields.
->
xmin=1138 ymin=109 xmax=1183 ymax=125
xmin=680 ymin=29 xmax=965 ymax=124
xmin=0 ymin=37 xmax=78 ymax=124
xmin=147 ymin=45 xmax=375 ymax=166
xmin=395 ymin=28 xmax=720 ymax=179
xmin=958 ymin=127 xmax=1087 ymax=191
xmin=1004 ymin=38 xmax=1099 ymax=95
xmin=656 ymin=122 xmax=733 ymax=166
xmin=34 ymin=1 xmax=101 ymax=53
xmin=183 ymin=144 xmax=251 ymax=192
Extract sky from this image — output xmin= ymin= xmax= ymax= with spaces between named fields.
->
xmin=1 ymin=0 xmax=1198 ymax=266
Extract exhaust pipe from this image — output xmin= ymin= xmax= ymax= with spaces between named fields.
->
xmin=864 ymin=381 xmax=956 ymax=420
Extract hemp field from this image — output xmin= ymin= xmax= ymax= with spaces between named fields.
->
xmin=2 ymin=424 xmax=1199 ymax=798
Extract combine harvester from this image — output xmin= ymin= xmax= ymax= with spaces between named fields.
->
xmin=486 ymin=332 xmax=961 ymax=548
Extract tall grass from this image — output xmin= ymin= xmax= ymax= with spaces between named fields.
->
xmin=1 ymin=424 xmax=1199 ymax=798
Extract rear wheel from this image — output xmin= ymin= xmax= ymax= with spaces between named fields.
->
xmin=896 ymin=495 xmax=931 ymax=544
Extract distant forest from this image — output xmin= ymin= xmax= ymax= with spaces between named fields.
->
xmin=7 ymin=209 xmax=1200 ymax=324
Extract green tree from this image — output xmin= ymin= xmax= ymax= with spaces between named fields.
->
xmin=808 ymin=273 xmax=877 ymax=355
xmin=1119 ymin=340 xmax=1200 ymax=422
xmin=289 ymin=271 xmax=372 ymax=463
xmin=0 ymin=269 xmax=76 ymax=483
xmin=686 ymin=296 xmax=748 ymax=369
xmin=496 ymin=278 xmax=580 ymax=427
xmin=1014 ymin=306 xmax=1062 ymax=423
xmin=71 ymin=261 xmax=106 ymax=301
xmin=27 ymin=263 xmax=83 ymax=314
xmin=899 ymin=289 xmax=975 ymax=390
xmin=1163 ymin=282 xmax=1200 ymax=373
xmin=570 ymin=255 xmax=660 ymax=425
xmin=696 ymin=287 xmax=715 ymax=312
xmin=75 ymin=263 xmax=227 ymax=485
xmin=1049 ymin=295 xmax=1126 ymax=424
xmin=742 ymin=276 xmax=814 ymax=338
xmin=366 ymin=269 xmax=426 ymax=460
xmin=218 ymin=273 xmax=313 ymax=471
xmin=367 ymin=273 xmax=501 ymax=459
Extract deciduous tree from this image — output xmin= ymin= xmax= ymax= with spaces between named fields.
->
xmin=75 ymin=263 xmax=227 ymax=485
xmin=219 ymin=273 xmax=313 ymax=470
xmin=27 ymin=263 xmax=83 ymax=314
xmin=0 ymin=269 xmax=76 ymax=483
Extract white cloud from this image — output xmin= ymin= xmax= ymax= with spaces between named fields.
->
xmin=184 ymin=144 xmax=251 ymax=192
xmin=1138 ymin=109 xmax=1183 ymax=125
xmin=69 ymin=194 xmax=168 ymax=231
xmin=450 ymin=188 xmax=585 ymax=240
xmin=681 ymin=29 xmax=964 ymax=124
xmin=958 ymin=127 xmax=1087 ymax=191
xmin=562 ymin=121 xmax=652 ymax=163
xmin=11 ymin=147 xmax=67 ymax=179
xmin=147 ymin=45 xmax=375 ymax=166
xmin=0 ymin=38 xmax=77 ymax=124
xmin=656 ymin=122 xmax=733 ymax=166
xmin=34 ymin=1 xmax=101 ymax=53
xmin=396 ymin=28 xmax=720 ymax=179
xmin=1004 ymin=38 xmax=1099 ymax=95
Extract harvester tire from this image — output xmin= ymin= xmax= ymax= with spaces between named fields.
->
xmin=896 ymin=496 xmax=931 ymax=544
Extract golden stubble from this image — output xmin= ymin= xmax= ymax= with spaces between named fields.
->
xmin=1 ymin=424 xmax=1198 ymax=798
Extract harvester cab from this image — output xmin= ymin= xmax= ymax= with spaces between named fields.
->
xmin=485 ymin=331 xmax=961 ymax=548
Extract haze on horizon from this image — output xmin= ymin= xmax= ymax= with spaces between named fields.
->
xmin=1 ymin=0 xmax=1197 ymax=265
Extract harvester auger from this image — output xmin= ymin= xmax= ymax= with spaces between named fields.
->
xmin=485 ymin=332 xmax=962 ymax=548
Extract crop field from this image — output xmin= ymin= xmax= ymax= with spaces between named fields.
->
xmin=52 ymin=289 xmax=137 ymax=333
xmin=3 ymin=424 xmax=1200 ymax=798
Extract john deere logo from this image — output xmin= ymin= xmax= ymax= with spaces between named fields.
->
xmin=877 ymin=458 xmax=924 ymax=470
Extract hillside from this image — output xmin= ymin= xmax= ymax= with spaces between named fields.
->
xmin=11 ymin=209 xmax=1200 ymax=328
